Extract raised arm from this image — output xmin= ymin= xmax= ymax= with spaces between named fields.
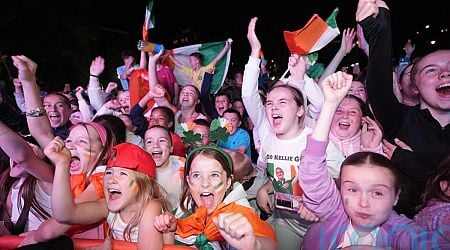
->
xmin=74 ymin=86 xmax=93 ymax=122
xmin=11 ymin=55 xmax=54 ymax=149
xmin=13 ymin=78 xmax=26 ymax=112
xmin=87 ymin=56 xmax=107 ymax=112
xmin=241 ymin=17 xmax=272 ymax=137
xmin=299 ymin=71 xmax=352 ymax=220
xmin=282 ymin=55 xmax=324 ymax=124
xmin=0 ymin=121 xmax=53 ymax=183
xmin=358 ymin=0 xmax=401 ymax=135
xmin=209 ymin=39 xmax=232 ymax=66
xmin=319 ymin=28 xmax=356 ymax=83
xmin=45 ymin=137 xmax=107 ymax=225
xmin=148 ymin=50 xmax=164 ymax=89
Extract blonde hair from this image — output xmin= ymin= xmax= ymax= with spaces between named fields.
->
xmin=111 ymin=171 xmax=170 ymax=241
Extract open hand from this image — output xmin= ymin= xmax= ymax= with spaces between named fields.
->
xmin=247 ymin=17 xmax=261 ymax=58
xmin=90 ymin=56 xmax=105 ymax=77
xmin=361 ymin=116 xmax=383 ymax=149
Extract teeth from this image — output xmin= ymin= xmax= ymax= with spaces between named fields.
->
xmin=108 ymin=188 xmax=120 ymax=193
xmin=272 ymin=114 xmax=282 ymax=119
xmin=437 ymin=82 xmax=450 ymax=89
xmin=339 ymin=122 xmax=350 ymax=126
xmin=200 ymin=192 xmax=212 ymax=196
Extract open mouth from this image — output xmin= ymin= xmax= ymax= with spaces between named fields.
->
xmin=48 ymin=113 xmax=61 ymax=121
xmin=108 ymin=188 xmax=122 ymax=201
xmin=151 ymin=151 xmax=162 ymax=160
xmin=338 ymin=121 xmax=351 ymax=129
xmin=436 ymin=82 xmax=450 ymax=96
xmin=272 ymin=114 xmax=282 ymax=126
xmin=70 ymin=156 xmax=81 ymax=172
xmin=200 ymin=192 xmax=214 ymax=206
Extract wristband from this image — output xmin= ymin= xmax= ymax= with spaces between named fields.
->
xmin=26 ymin=107 xmax=47 ymax=117
xmin=90 ymin=74 xmax=99 ymax=78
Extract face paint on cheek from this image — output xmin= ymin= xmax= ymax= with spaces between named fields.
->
xmin=128 ymin=180 xmax=138 ymax=193
xmin=214 ymin=181 xmax=224 ymax=192
xmin=344 ymin=197 xmax=349 ymax=206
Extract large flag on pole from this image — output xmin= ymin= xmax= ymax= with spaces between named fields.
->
xmin=283 ymin=8 xmax=340 ymax=55
xmin=168 ymin=41 xmax=231 ymax=94
xmin=142 ymin=0 xmax=155 ymax=40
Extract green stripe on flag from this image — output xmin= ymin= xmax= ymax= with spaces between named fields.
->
xmin=325 ymin=8 xmax=339 ymax=29
xmin=145 ymin=0 xmax=155 ymax=29
xmin=199 ymin=41 xmax=230 ymax=94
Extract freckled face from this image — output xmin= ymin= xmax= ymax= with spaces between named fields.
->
xmin=187 ymin=155 xmax=231 ymax=214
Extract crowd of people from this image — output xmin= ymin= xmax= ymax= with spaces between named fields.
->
xmin=0 ymin=0 xmax=449 ymax=249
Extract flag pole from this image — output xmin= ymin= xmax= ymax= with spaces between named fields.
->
xmin=279 ymin=67 xmax=290 ymax=80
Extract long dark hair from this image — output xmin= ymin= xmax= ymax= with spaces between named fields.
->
xmin=417 ymin=155 xmax=450 ymax=211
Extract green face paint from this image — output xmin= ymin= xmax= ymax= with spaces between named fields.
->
xmin=214 ymin=182 xmax=224 ymax=190
xmin=128 ymin=180 xmax=135 ymax=187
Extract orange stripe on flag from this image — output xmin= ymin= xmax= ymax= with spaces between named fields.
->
xmin=283 ymin=14 xmax=329 ymax=55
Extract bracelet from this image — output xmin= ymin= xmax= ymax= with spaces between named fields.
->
xmin=90 ymin=74 xmax=99 ymax=78
xmin=25 ymin=107 xmax=47 ymax=117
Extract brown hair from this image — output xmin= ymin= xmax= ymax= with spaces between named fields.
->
xmin=179 ymin=147 xmax=234 ymax=215
xmin=341 ymin=152 xmax=401 ymax=194
xmin=267 ymin=84 xmax=305 ymax=124
xmin=417 ymin=155 xmax=450 ymax=211
xmin=72 ymin=122 xmax=116 ymax=177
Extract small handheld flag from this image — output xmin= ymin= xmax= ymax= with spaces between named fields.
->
xmin=142 ymin=0 xmax=155 ymax=41
xmin=283 ymin=8 xmax=340 ymax=55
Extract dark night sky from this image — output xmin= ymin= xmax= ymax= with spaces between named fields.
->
xmin=1 ymin=0 xmax=448 ymax=91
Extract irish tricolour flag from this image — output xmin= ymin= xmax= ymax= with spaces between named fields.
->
xmin=168 ymin=41 xmax=231 ymax=94
xmin=283 ymin=8 xmax=340 ymax=55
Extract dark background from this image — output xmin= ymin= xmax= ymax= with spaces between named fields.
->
xmin=0 ymin=0 xmax=448 ymax=92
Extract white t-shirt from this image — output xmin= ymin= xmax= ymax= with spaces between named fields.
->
xmin=156 ymin=155 xmax=185 ymax=209
xmin=107 ymin=211 xmax=138 ymax=242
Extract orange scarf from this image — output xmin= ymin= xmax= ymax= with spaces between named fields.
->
xmin=67 ymin=172 xmax=105 ymax=236
xmin=176 ymin=202 xmax=276 ymax=248
xmin=70 ymin=172 xmax=105 ymax=198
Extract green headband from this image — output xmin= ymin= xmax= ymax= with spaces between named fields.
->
xmin=186 ymin=146 xmax=233 ymax=172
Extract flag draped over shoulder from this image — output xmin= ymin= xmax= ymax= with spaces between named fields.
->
xmin=142 ymin=0 xmax=155 ymax=40
xmin=167 ymin=41 xmax=231 ymax=94
xmin=283 ymin=8 xmax=340 ymax=55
